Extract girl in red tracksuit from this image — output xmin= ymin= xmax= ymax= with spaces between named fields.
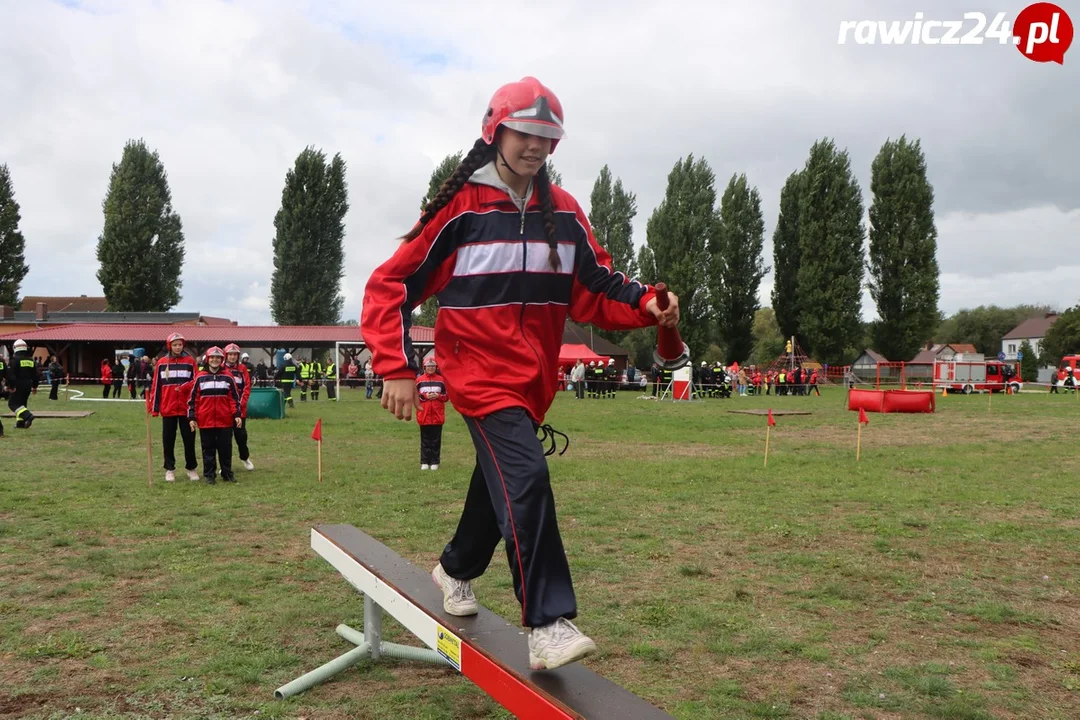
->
xmin=223 ymin=343 xmax=255 ymax=472
xmin=416 ymin=356 xmax=448 ymax=470
xmin=361 ymin=77 xmax=681 ymax=672
xmin=148 ymin=332 xmax=200 ymax=482
xmin=100 ymin=359 xmax=112 ymax=399
xmin=188 ymin=346 xmax=242 ymax=485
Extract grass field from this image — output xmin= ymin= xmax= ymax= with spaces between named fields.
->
xmin=2 ymin=384 xmax=1079 ymax=720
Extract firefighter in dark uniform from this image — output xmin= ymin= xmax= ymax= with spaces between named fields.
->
xmin=324 ymin=354 xmax=338 ymax=401
xmin=0 ymin=353 xmax=7 ymax=436
xmin=604 ymin=358 xmax=619 ymax=399
xmin=7 ymin=339 xmax=39 ymax=429
xmin=593 ymin=361 xmax=605 ymax=399
xmin=276 ymin=352 xmax=298 ymax=407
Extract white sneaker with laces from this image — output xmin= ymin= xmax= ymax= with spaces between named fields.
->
xmin=164 ymin=470 xmax=175 ymax=483
xmin=431 ymin=563 xmax=478 ymax=616
xmin=243 ymin=459 xmax=254 ymax=471
xmin=421 ymin=464 xmax=430 ymax=470
xmin=430 ymin=464 xmax=439 ymax=471
xmin=186 ymin=470 xmax=200 ymax=481
xmin=528 ymin=618 xmax=597 ymax=670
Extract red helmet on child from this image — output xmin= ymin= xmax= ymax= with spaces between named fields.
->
xmin=481 ymin=77 xmax=565 ymax=153
xmin=224 ymin=343 xmax=241 ymax=356
xmin=205 ymin=346 xmax=225 ymax=359
xmin=166 ymin=332 xmax=185 ymax=345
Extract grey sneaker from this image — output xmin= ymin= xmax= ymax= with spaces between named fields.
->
xmin=164 ymin=470 xmax=176 ymax=483
xmin=431 ymin=563 xmax=478 ymax=616
xmin=528 ymin=618 xmax=597 ymax=670
xmin=186 ymin=470 xmax=200 ymax=481
xmin=243 ymin=459 xmax=254 ymax=471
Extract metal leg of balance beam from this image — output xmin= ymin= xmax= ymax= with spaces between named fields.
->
xmin=274 ymin=594 xmax=451 ymax=700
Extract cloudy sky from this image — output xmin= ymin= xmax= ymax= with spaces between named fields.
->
xmin=2 ymin=0 xmax=1077 ymax=325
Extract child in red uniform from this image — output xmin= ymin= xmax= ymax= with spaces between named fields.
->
xmin=223 ymin=343 xmax=255 ymax=472
xmin=416 ymin=356 xmax=448 ymax=470
xmin=188 ymin=346 xmax=242 ymax=485
xmin=148 ymin=332 xmax=199 ymax=482
xmin=362 ymin=77 xmax=680 ymax=670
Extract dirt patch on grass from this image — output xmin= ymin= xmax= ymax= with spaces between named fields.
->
xmin=571 ymin=438 xmax=755 ymax=460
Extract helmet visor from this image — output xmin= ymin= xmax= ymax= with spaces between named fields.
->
xmin=500 ymin=119 xmax=564 ymax=140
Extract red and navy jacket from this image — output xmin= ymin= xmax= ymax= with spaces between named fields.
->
xmin=149 ymin=353 xmax=198 ymax=417
xmin=187 ymin=368 xmax=241 ymax=428
xmin=416 ymin=371 xmax=448 ymax=426
xmin=224 ymin=362 xmax=252 ymax=418
xmin=361 ymin=168 xmax=658 ymax=424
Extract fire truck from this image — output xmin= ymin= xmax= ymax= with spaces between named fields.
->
xmin=933 ymin=359 xmax=1021 ymax=394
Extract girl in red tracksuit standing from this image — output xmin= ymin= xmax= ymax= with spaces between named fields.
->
xmin=188 ymin=346 xmax=242 ymax=485
xmin=361 ymin=76 xmax=681 ymax=671
xmin=416 ymin=356 xmax=448 ymax=471
xmin=148 ymin=332 xmax=200 ymax=483
xmin=223 ymin=343 xmax=255 ymax=472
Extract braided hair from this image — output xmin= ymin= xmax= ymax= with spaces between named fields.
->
xmin=534 ymin=162 xmax=561 ymax=272
xmin=402 ymin=138 xmax=493 ymax=242
xmin=402 ymin=136 xmax=562 ymax=272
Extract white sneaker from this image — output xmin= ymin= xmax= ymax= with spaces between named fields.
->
xmin=164 ymin=470 xmax=176 ymax=483
xmin=528 ymin=618 xmax=597 ymax=670
xmin=431 ymin=563 xmax=478 ymax=616
xmin=430 ymin=464 xmax=439 ymax=471
xmin=186 ymin=470 xmax=200 ymax=481
xmin=243 ymin=459 xmax=254 ymax=471
xmin=421 ymin=464 xmax=430 ymax=470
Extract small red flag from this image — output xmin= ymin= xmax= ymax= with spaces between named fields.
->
xmin=311 ymin=418 xmax=323 ymax=442
xmin=858 ymin=407 xmax=869 ymax=425
xmin=767 ymin=409 xmax=776 ymax=427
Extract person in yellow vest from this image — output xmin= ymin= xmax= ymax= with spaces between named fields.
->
xmin=298 ymin=358 xmax=310 ymax=401
xmin=310 ymin=357 xmax=324 ymax=400
xmin=778 ymin=369 xmax=787 ymax=396
xmin=324 ymin=354 xmax=338 ymax=401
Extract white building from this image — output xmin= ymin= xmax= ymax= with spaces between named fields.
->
xmin=1001 ymin=313 xmax=1058 ymax=362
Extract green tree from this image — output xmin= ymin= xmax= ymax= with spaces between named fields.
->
xmin=750 ymin=307 xmax=786 ymax=366
xmin=868 ymin=136 xmax=941 ymax=361
xmin=411 ymin=152 xmax=464 ymax=328
xmin=545 ymin=161 xmax=563 ymax=187
xmin=643 ymin=155 xmax=719 ymax=359
xmin=588 ymin=165 xmax=638 ymax=278
xmin=795 ymin=139 xmax=866 ymax=364
xmin=636 ymin=244 xmax=656 ymax=284
xmin=936 ymin=305 xmax=1052 ymax=357
xmin=1040 ymin=305 xmax=1080 ymax=367
xmin=270 ymin=147 xmax=349 ymax=325
xmin=1018 ymin=340 xmax=1038 ymax=382
xmin=0 ymin=164 xmax=29 ymax=307
xmin=95 ymin=139 xmax=185 ymax=311
xmin=588 ymin=165 xmax=639 ymax=344
xmin=712 ymin=173 xmax=767 ymax=363
xmin=771 ymin=171 xmax=804 ymax=345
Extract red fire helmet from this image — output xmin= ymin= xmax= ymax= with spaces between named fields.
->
xmin=166 ymin=332 xmax=185 ymax=345
xmin=481 ymin=77 xmax=565 ymax=153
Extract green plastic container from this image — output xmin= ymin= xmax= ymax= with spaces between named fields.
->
xmin=247 ymin=388 xmax=286 ymax=419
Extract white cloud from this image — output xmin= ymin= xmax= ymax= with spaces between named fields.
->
xmin=1 ymin=0 xmax=1077 ymax=326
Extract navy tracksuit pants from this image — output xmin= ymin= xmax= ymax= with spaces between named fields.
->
xmin=439 ymin=407 xmax=576 ymax=629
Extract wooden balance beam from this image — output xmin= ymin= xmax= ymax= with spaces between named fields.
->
xmin=277 ymin=524 xmax=674 ymax=720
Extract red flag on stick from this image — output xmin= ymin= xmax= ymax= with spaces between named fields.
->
xmin=857 ymin=407 xmax=867 ymax=461
xmin=312 ymin=418 xmax=323 ymax=483
xmin=764 ymin=409 xmax=775 ymax=467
